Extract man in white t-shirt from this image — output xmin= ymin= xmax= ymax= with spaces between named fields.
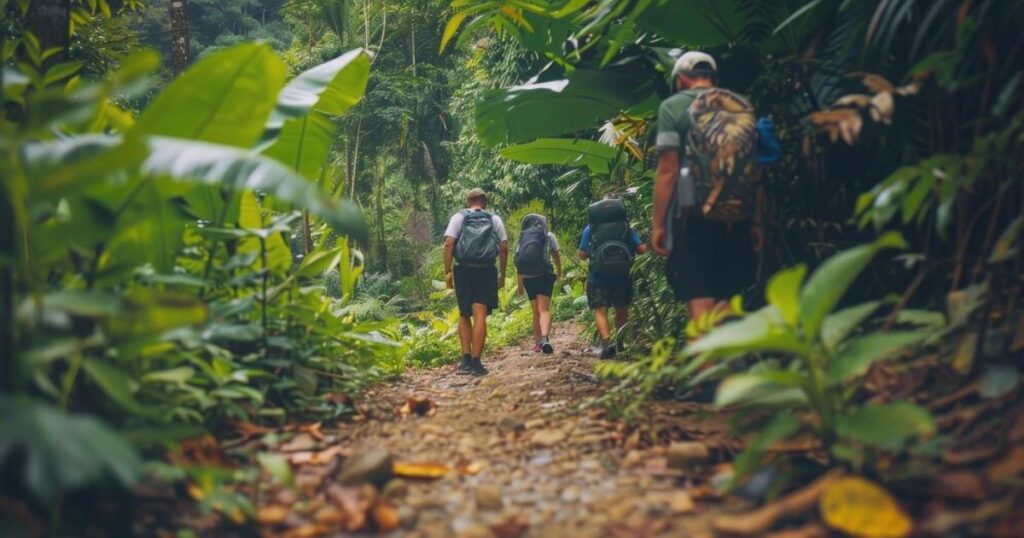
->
xmin=443 ymin=188 xmax=508 ymax=375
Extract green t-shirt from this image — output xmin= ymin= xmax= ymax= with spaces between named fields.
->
xmin=655 ymin=88 xmax=709 ymax=152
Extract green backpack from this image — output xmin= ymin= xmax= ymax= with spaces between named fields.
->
xmin=685 ymin=88 xmax=761 ymax=221
xmin=587 ymin=199 xmax=634 ymax=276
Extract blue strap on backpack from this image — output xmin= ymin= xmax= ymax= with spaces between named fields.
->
xmin=756 ymin=117 xmax=781 ymax=165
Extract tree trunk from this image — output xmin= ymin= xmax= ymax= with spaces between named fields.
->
xmin=27 ymin=0 xmax=70 ymax=67
xmin=374 ymin=157 xmax=388 ymax=272
xmin=169 ymin=0 xmax=190 ymax=75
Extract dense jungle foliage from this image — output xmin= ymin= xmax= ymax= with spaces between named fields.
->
xmin=1 ymin=0 xmax=1022 ymax=535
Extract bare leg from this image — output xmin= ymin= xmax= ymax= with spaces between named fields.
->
xmin=471 ymin=303 xmax=488 ymax=358
xmin=594 ymin=306 xmax=611 ymax=342
xmin=458 ymin=315 xmax=472 ymax=355
xmin=614 ymin=306 xmax=628 ymax=332
xmin=688 ymin=297 xmax=716 ymax=328
xmin=536 ymin=294 xmax=552 ymax=338
xmin=530 ymin=299 xmax=541 ymax=343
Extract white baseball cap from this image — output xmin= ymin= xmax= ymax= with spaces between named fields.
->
xmin=671 ymin=51 xmax=717 ymax=78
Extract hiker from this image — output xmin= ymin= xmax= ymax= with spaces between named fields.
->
xmin=650 ymin=51 xmax=767 ymax=326
xmin=578 ymin=198 xmax=648 ymax=358
xmin=444 ymin=188 xmax=509 ymax=376
xmin=514 ymin=214 xmax=563 ymax=354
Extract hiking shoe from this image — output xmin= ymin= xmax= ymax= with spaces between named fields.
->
xmin=540 ymin=336 xmax=554 ymax=354
xmin=599 ymin=343 xmax=617 ymax=359
xmin=456 ymin=355 xmax=473 ymax=375
xmin=469 ymin=357 xmax=488 ymax=376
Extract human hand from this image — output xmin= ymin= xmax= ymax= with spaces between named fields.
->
xmin=751 ymin=224 xmax=765 ymax=252
xmin=651 ymin=226 xmax=670 ymax=257
xmin=445 ymin=271 xmax=454 ymax=289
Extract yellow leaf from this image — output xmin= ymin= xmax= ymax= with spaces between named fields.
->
xmin=820 ymin=476 xmax=912 ymax=538
xmin=392 ymin=461 xmax=450 ymax=479
xmin=440 ymin=10 xmax=469 ymax=52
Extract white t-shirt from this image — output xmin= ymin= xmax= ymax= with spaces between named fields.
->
xmin=444 ymin=209 xmax=509 ymax=242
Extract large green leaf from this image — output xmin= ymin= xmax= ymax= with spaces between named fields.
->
xmin=765 ymin=264 xmax=806 ymax=327
xmin=22 ymin=135 xmax=148 ymax=201
xmin=262 ymin=49 xmax=371 ymax=179
xmin=635 ymin=0 xmax=747 ymax=47
xmin=475 ymin=67 xmax=659 ymax=147
xmin=715 ymin=370 xmax=808 ymax=407
xmin=143 ymin=136 xmax=368 ymax=242
xmin=239 ymin=191 xmax=293 ymax=275
xmin=799 ymin=232 xmax=906 ymax=340
xmin=133 ymin=42 xmax=286 ymax=147
xmin=836 ymin=402 xmax=936 ymax=450
xmin=820 ymin=301 xmax=882 ymax=353
xmin=499 ymin=138 xmax=618 ymax=174
xmin=82 ymin=358 xmax=143 ymax=414
xmin=687 ymin=306 xmax=811 ymax=357
xmin=101 ymin=182 xmax=191 ymax=274
xmin=0 ymin=398 xmax=142 ymax=503
xmin=826 ymin=330 xmax=933 ymax=384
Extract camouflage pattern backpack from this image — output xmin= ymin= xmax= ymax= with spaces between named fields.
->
xmin=686 ymin=88 xmax=761 ymax=221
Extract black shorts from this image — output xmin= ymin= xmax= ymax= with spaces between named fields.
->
xmin=586 ymin=279 xmax=633 ymax=309
xmin=454 ymin=265 xmax=499 ymax=318
xmin=522 ymin=273 xmax=556 ymax=300
xmin=666 ymin=217 xmax=755 ymax=302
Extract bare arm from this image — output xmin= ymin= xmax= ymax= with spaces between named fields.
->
xmin=552 ymin=250 xmax=563 ymax=277
xmin=651 ymin=149 xmax=679 ymax=256
xmin=443 ymin=237 xmax=455 ymax=288
xmin=498 ymin=241 xmax=509 ymax=287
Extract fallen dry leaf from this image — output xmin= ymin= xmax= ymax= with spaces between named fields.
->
xmin=288 ymin=445 xmax=346 ymax=466
xmin=986 ymin=446 xmax=1024 ymax=483
xmin=490 ymin=513 xmax=529 ymax=538
xmin=326 ymin=483 xmax=376 ymax=532
xmin=295 ymin=422 xmax=325 ymax=440
xmin=168 ymin=435 xmax=233 ymax=467
xmin=231 ymin=420 xmax=271 ymax=439
xmin=820 ymin=476 xmax=911 ymax=538
xmin=280 ymin=432 xmax=319 ymax=453
xmin=392 ymin=460 xmax=450 ymax=479
xmin=457 ymin=460 xmax=484 ymax=475
xmin=255 ymin=504 xmax=289 ymax=525
xmin=312 ymin=505 xmax=344 ymax=525
xmin=371 ymin=498 xmax=400 ymax=532
xmin=852 ymin=72 xmax=896 ymax=93
xmin=281 ymin=523 xmax=328 ymax=538
xmin=399 ymin=395 xmax=437 ymax=418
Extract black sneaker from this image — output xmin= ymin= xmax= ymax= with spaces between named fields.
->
xmin=599 ymin=343 xmax=617 ymax=359
xmin=540 ymin=336 xmax=554 ymax=354
xmin=456 ymin=355 xmax=473 ymax=375
xmin=469 ymin=357 xmax=488 ymax=376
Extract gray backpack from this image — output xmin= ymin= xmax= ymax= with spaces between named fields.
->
xmin=454 ymin=210 xmax=499 ymax=266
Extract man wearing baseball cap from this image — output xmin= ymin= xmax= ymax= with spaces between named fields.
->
xmin=651 ymin=51 xmax=765 ymax=327
xmin=443 ymin=188 xmax=509 ymax=375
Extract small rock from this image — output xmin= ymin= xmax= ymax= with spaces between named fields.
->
xmin=525 ymin=418 xmax=546 ymax=430
xmin=667 ymin=441 xmax=709 ymax=470
xmin=475 ymin=485 xmax=504 ymax=510
xmin=498 ymin=416 xmax=525 ymax=433
xmin=529 ymin=450 xmax=554 ymax=466
xmin=561 ymin=485 xmax=581 ymax=503
xmin=670 ymin=491 xmax=695 ymax=514
xmin=381 ymin=478 xmax=409 ymax=499
xmin=337 ymin=449 xmax=394 ymax=487
xmin=531 ymin=428 xmax=567 ymax=447
xmin=456 ymin=523 xmax=494 ymax=538
xmin=621 ymin=450 xmax=645 ymax=469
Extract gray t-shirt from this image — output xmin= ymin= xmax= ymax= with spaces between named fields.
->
xmin=443 ymin=209 xmax=508 ymax=241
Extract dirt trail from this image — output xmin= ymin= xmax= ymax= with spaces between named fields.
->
xmin=336 ymin=322 xmax=731 ymax=537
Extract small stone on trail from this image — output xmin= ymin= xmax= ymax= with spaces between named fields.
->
xmin=529 ymin=450 xmax=554 ymax=466
xmin=498 ymin=416 xmax=525 ymax=433
xmin=531 ymin=428 xmax=567 ymax=447
xmin=475 ymin=484 xmax=504 ymax=510
xmin=622 ymin=450 xmax=645 ymax=469
xmin=382 ymin=478 xmax=409 ymax=499
xmin=525 ymin=418 xmax=546 ymax=430
xmin=667 ymin=441 xmax=709 ymax=470
xmin=670 ymin=491 xmax=695 ymax=513
xmin=337 ymin=449 xmax=394 ymax=487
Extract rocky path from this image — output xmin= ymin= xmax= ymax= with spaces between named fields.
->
xmin=326 ymin=323 xmax=733 ymax=537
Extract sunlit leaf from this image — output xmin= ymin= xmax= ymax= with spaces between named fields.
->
xmin=715 ymin=371 xmax=807 ymax=407
xmin=820 ymin=301 xmax=881 ymax=352
xmin=765 ymin=264 xmax=806 ymax=326
xmin=392 ymin=461 xmax=450 ymax=479
xmin=499 ymin=138 xmax=618 ymax=174
xmin=820 ymin=476 xmax=912 ymax=538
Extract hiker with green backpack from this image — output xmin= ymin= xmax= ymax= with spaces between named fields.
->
xmin=444 ymin=188 xmax=509 ymax=376
xmin=578 ymin=198 xmax=648 ymax=359
xmin=651 ymin=51 xmax=772 ymax=327
xmin=514 ymin=214 xmax=563 ymax=354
